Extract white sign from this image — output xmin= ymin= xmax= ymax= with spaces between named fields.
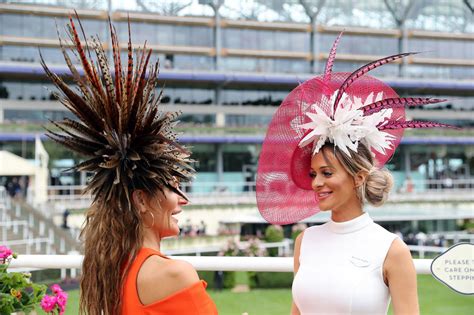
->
xmin=430 ymin=243 xmax=473 ymax=295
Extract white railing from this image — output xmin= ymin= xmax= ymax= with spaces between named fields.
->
xmin=408 ymin=245 xmax=447 ymax=259
xmin=1 ymin=220 xmax=29 ymax=241
xmin=165 ymin=240 xmax=291 ymax=256
xmin=3 ymin=238 xmax=53 ymax=254
xmin=9 ymin=255 xmax=434 ymax=274
xmin=0 ymin=187 xmax=13 ymax=221
xmin=0 ymin=200 xmax=69 ymax=254
xmin=46 ymin=178 xmax=474 ymax=195
xmin=43 ymin=178 xmax=474 ymax=211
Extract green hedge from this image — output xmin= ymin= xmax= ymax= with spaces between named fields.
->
xmin=265 ymin=225 xmax=284 ymax=257
xmin=198 ymin=271 xmax=235 ymax=289
xmin=248 ymin=272 xmax=293 ymax=289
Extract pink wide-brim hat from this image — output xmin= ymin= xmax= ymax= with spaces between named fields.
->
xmin=256 ymin=73 xmax=404 ymax=225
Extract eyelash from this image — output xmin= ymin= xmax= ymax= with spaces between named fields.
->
xmin=309 ymin=171 xmax=333 ymax=178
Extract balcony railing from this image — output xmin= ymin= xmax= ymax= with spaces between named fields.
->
xmin=39 ymin=178 xmax=474 ymax=214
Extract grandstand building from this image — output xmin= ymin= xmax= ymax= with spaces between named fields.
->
xmin=0 ymin=0 xmax=473 ymax=240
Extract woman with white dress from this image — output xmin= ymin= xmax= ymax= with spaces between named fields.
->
xmin=256 ymin=33 xmax=458 ymax=315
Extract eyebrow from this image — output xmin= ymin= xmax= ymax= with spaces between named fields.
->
xmin=310 ymin=166 xmax=334 ymax=171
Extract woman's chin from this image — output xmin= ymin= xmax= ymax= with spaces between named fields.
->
xmin=318 ymin=201 xmax=332 ymax=211
xmin=162 ymin=227 xmax=180 ymax=238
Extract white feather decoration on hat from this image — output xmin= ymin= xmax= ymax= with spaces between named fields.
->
xmin=297 ymin=90 xmax=396 ymax=156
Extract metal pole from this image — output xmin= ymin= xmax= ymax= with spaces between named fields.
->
xmin=216 ymin=144 xmax=224 ymax=182
xmin=312 ymin=18 xmax=320 ymax=74
xmin=214 ymin=8 xmax=222 ymax=71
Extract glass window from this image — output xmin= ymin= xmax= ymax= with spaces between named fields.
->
xmin=173 ymin=55 xmax=213 ymax=70
xmin=156 ymin=24 xmax=174 ymax=45
xmin=1 ymin=14 xmax=24 ymax=36
xmin=258 ymin=30 xmax=275 ymax=50
xmin=289 ymin=32 xmax=309 ymax=52
xmin=405 ymin=65 xmax=473 ymax=80
xmin=4 ymin=109 xmax=75 ymax=123
xmin=162 ymin=88 xmax=214 ymax=105
xmin=1 ymin=45 xmax=67 ymax=64
xmin=409 ymin=38 xmax=474 ymax=60
xmin=188 ymin=144 xmax=216 ymax=172
xmin=222 ymin=144 xmax=255 ymax=172
xmin=173 ymin=25 xmax=189 ymax=46
xmin=180 ymin=114 xmax=215 ymax=125
xmin=274 ymin=59 xmax=310 ymax=73
xmin=190 ymin=26 xmax=213 ymax=47
xmin=332 ymin=61 xmax=398 ymax=77
xmin=222 ymin=89 xmax=287 ymax=106
xmin=320 ymin=34 xmax=398 ymax=56
xmin=223 ymin=29 xmax=308 ymax=52
xmin=40 ymin=16 xmax=69 ymax=39
xmin=136 ymin=22 xmax=158 ymax=44
xmin=223 ymin=28 xmax=241 ymax=49
xmin=225 ymin=114 xmax=272 ymax=126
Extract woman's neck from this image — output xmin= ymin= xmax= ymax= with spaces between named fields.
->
xmin=331 ymin=209 xmax=364 ymax=222
xmin=331 ymin=200 xmax=364 ymax=222
xmin=141 ymin=229 xmax=161 ymax=251
xmin=331 ymin=194 xmax=364 ymax=222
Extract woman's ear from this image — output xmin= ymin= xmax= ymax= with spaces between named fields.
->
xmin=354 ymin=170 xmax=369 ymax=188
xmin=132 ymin=190 xmax=146 ymax=213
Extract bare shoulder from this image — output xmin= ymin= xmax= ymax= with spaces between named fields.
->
xmin=383 ymin=238 xmax=419 ymax=314
xmin=137 ymin=255 xmax=200 ymax=304
xmin=384 ymin=238 xmax=414 ymax=274
xmin=164 ymin=259 xmax=200 ymax=284
xmin=139 ymin=255 xmax=199 ymax=286
xmin=386 ymin=238 xmax=412 ymax=262
xmin=294 ymin=230 xmax=305 ymax=248
xmin=293 ymin=230 xmax=306 ymax=273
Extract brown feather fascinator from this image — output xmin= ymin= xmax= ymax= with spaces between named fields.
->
xmin=40 ymin=13 xmax=195 ymax=207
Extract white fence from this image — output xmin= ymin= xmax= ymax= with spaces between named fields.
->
xmin=1 ymin=220 xmax=29 ymax=241
xmin=0 ymin=192 xmax=69 ymax=255
xmin=166 ymin=240 xmax=291 ymax=256
xmin=9 ymin=255 xmax=434 ymax=275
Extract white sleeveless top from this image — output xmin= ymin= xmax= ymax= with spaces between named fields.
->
xmin=292 ymin=213 xmax=397 ymax=315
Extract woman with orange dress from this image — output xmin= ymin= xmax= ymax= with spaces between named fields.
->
xmin=41 ymin=14 xmax=218 ymax=315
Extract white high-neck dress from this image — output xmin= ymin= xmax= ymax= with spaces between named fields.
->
xmin=292 ymin=213 xmax=397 ymax=315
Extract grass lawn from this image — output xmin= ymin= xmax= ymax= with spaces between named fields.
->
xmin=57 ymin=274 xmax=472 ymax=315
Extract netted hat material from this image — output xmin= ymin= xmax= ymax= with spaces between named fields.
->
xmin=256 ymin=33 xmax=458 ymax=225
xmin=41 ymin=14 xmax=194 ymax=207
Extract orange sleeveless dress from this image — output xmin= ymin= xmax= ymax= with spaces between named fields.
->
xmin=122 ymin=248 xmax=218 ymax=315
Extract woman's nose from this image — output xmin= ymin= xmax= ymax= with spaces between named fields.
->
xmin=311 ymin=177 xmax=324 ymax=190
xmin=179 ymin=196 xmax=189 ymax=205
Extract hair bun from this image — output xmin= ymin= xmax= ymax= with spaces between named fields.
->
xmin=364 ymin=168 xmax=393 ymax=207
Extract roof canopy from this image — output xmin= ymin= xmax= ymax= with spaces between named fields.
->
xmin=0 ymin=150 xmax=37 ymax=176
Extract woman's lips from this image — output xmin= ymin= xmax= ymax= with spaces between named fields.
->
xmin=317 ymin=192 xmax=332 ymax=200
xmin=171 ymin=210 xmax=182 ymax=223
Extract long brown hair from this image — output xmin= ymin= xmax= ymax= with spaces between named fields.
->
xmin=80 ymin=196 xmax=143 ymax=314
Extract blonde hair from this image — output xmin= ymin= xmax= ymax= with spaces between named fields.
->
xmin=321 ymin=142 xmax=393 ymax=207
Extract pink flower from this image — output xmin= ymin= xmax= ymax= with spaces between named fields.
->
xmin=41 ymin=284 xmax=68 ymax=314
xmin=56 ymin=290 xmax=68 ymax=314
xmin=40 ymin=295 xmax=57 ymax=313
xmin=51 ymin=284 xmax=63 ymax=294
xmin=0 ymin=245 xmax=13 ymax=260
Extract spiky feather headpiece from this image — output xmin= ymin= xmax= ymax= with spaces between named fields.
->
xmin=40 ymin=13 xmax=194 ymax=206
